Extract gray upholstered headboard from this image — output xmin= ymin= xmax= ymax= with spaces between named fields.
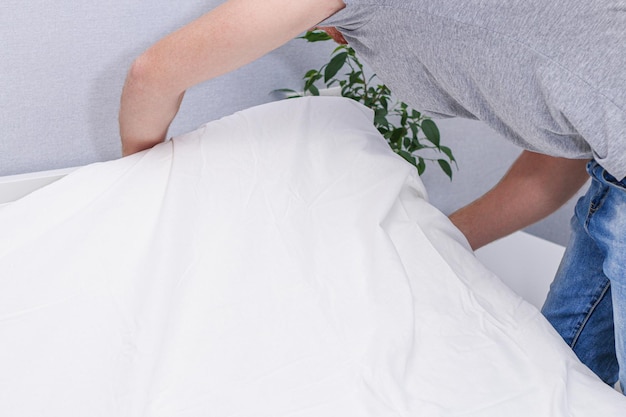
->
xmin=0 ymin=0 xmax=579 ymax=245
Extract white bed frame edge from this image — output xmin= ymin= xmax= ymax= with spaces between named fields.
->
xmin=0 ymin=167 xmax=77 ymax=206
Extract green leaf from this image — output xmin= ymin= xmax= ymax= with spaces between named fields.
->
xmin=324 ymin=52 xmax=348 ymax=83
xmin=400 ymin=111 xmax=408 ymax=127
xmin=380 ymin=96 xmax=388 ymax=110
xmin=349 ymin=71 xmax=364 ymax=85
xmin=389 ymin=127 xmax=406 ymax=145
xmin=411 ymin=136 xmax=425 ymax=150
xmin=421 ymin=119 xmax=440 ymax=147
xmin=373 ymin=108 xmax=388 ymax=126
xmin=398 ymin=150 xmax=417 ymax=166
xmin=440 ymin=145 xmax=456 ymax=162
xmin=300 ymin=31 xmax=332 ymax=42
xmin=304 ymin=73 xmax=322 ymax=93
xmin=438 ymin=159 xmax=453 ymax=179
xmin=417 ymin=158 xmax=426 ymax=175
xmin=304 ymin=69 xmax=319 ymax=79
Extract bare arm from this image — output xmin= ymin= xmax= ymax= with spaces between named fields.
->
xmin=119 ymin=0 xmax=345 ymax=156
xmin=449 ymin=150 xmax=589 ymax=250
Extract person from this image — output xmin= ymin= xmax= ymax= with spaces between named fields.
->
xmin=119 ymin=0 xmax=626 ymax=392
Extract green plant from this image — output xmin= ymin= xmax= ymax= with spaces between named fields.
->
xmin=278 ymin=30 xmax=456 ymax=179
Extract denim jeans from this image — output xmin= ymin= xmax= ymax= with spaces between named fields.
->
xmin=542 ymin=161 xmax=626 ymax=392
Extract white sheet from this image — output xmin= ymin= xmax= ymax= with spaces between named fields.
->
xmin=1 ymin=97 xmax=624 ymax=416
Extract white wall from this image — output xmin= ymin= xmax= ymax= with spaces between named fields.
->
xmin=0 ymin=0 xmax=336 ymax=175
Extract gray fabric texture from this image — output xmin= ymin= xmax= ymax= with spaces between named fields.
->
xmin=322 ymin=0 xmax=626 ymax=179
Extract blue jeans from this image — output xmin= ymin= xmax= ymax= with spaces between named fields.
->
xmin=542 ymin=160 xmax=626 ymax=392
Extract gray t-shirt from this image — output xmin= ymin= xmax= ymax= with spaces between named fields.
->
xmin=321 ymin=1 xmax=626 ymax=179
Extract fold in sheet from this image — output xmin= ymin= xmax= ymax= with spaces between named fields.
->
xmin=1 ymin=97 xmax=624 ymax=416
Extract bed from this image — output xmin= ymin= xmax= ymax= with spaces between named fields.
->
xmin=1 ymin=96 xmax=624 ymax=416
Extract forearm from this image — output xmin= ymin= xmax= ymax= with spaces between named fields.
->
xmin=118 ymin=0 xmax=345 ymax=156
xmin=119 ymin=63 xmax=185 ymax=156
xmin=449 ymin=151 xmax=589 ymax=250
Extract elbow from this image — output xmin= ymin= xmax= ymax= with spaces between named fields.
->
xmin=125 ymin=53 xmax=160 ymax=94
xmin=124 ymin=50 xmax=182 ymax=98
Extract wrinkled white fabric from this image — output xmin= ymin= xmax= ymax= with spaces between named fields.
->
xmin=1 ymin=97 xmax=624 ymax=416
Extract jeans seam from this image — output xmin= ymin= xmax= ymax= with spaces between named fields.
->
xmin=570 ymin=282 xmax=611 ymax=349
xmin=584 ymin=186 xmax=609 ymax=231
